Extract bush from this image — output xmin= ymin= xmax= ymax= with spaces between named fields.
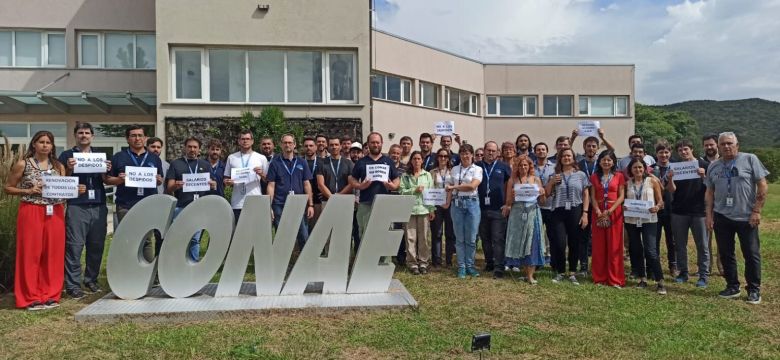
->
xmin=746 ymin=147 xmax=780 ymax=183
xmin=0 ymin=136 xmax=22 ymax=293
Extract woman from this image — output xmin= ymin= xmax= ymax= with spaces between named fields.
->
xmin=399 ymin=151 xmax=436 ymax=274
xmin=625 ymin=158 xmax=667 ymax=294
xmin=430 ymin=148 xmax=456 ymax=267
xmin=589 ymin=150 xmax=626 ymax=287
xmin=534 ymin=143 xmax=556 ymax=267
xmin=445 ymin=144 xmax=483 ymax=279
xmin=503 ymin=155 xmax=546 ymax=284
xmin=4 ymin=131 xmax=81 ymax=310
xmin=544 ymin=148 xmax=590 ymax=285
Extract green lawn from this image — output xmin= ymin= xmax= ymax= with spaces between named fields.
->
xmin=1 ymin=185 xmax=779 ymax=359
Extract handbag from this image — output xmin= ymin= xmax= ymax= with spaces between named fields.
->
xmin=596 ymin=216 xmax=612 ymax=228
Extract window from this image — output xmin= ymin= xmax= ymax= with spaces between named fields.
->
xmin=543 ymin=95 xmax=573 ymax=116
xmin=174 ymin=49 xmax=204 ymax=100
xmin=444 ymin=88 xmax=479 ymax=115
xmin=249 ymin=50 xmax=284 ymax=102
xmin=286 ymin=51 xmax=322 ymax=103
xmin=486 ymin=96 xmax=537 ymax=116
xmin=0 ymin=123 xmax=67 ymax=155
xmin=579 ymin=96 xmax=629 ymax=116
xmin=328 ymin=52 xmax=355 ymax=102
xmin=419 ymin=82 xmax=439 ymax=108
xmin=78 ymin=32 xmax=155 ymax=69
xmin=0 ymin=30 xmax=65 ymax=67
xmin=209 ymin=49 xmax=246 ymax=102
xmin=371 ymin=72 xmax=412 ymax=104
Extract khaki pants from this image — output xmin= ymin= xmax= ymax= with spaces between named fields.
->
xmin=405 ymin=214 xmax=431 ymax=269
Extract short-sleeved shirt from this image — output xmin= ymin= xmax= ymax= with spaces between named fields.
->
xmin=422 ymin=153 xmax=436 ymax=171
xmin=551 ymin=170 xmax=590 ymax=209
xmin=223 ymin=151 xmax=269 ymax=209
xmin=157 ymin=160 xmax=169 ymax=195
xmin=58 ymin=147 xmax=107 ymax=205
xmin=651 ymin=163 xmax=674 ymax=215
xmin=619 ymin=154 xmax=656 ymax=170
xmin=476 ymin=160 xmax=511 ymax=210
xmin=351 ymin=154 xmax=399 ymax=203
xmin=705 ymin=153 xmax=769 ymax=222
xmin=208 ymin=159 xmax=226 ymax=197
xmin=306 ymin=157 xmax=323 ymax=204
xmin=447 ymin=164 xmax=483 ymax=197
xmin=165 ymin=157 xmax=213 ymax=208
xmin=534 ymin=161 xmax=556 ymax=210
xmin=267 ymin=155 xmax=312 ymax=205
xmin=317 ymin=156 xmax=354 ymax=197
xmin=671 ymin=158 xmax=708 ymax=217
xmin=111 ymin=149 xmax=163 ymax=208
xmin=578 ymin=157 xmax=599 ymax=180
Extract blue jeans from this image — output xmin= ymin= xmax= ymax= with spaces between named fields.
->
xmin=450 ymin=197 xmax=480 ymax=269
xmin=272 ymin=203 xmax=310 ymax=250
xmin=173 ymin=207 xmax=203 ymax=262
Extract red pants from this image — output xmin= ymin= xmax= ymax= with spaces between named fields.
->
xmin=591 ymin=215 xmax=625 ymax=287
xmin=14 ymin=202 xmax=65 ymax=308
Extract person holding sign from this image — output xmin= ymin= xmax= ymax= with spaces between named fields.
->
xmin=223 ymin=130 xmax=269 ymax=223
xmin=267 ymin=134 xmax=315 ymax=250
xmin=650 ymin=141 xmax=678 ymax=276
xmin=349 ymin=132 xmax=400 ymax=239
xmin=444 ymin=144 xmax=483 ymax=279
xmin=399 ymin=151 xmax=436 ymax=274
xmin=476 ymin=141 xmax=511 ymax=277
xmin=430 ymin=148 xmax=456 ymax=267
xmin=502 ymin=155 xmax=546 ymax=284
xmin=4 ymin=131 xmax=80 ymax=310
xmin=58 ymin=122 xmax=111 ymax=299
xmin=588 ymin=150 xmax=626 ymax=288
xmin=624 ymin=158 xmax=666 ymax=294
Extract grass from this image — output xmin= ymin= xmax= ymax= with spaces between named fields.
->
xmin=1 ymin=185 xmax=779 ymax=359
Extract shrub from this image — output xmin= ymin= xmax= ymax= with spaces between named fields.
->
xmin=0 ymin=136 xmax=22 ymax=293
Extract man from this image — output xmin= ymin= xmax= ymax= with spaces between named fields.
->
xmin=267 ymin=134 xmax=315 ymax=250
xmin=340 ymin=135 xmax=353 ymax=158
xmin=419 ymin=133 xmax=435 ymax=171
xmin=315 ymin=134 xmax=329 ymax=159
xmin=475 ymin=148 xmax=484 ymax=163
xmin=705 ymin=132 xmax=768 ymax=304
xmin=223 ymin=130 xmax=269 ymax=222
xmin=388 ymin=143 xmax=407 ymax=265
xmin=618 ymin=134 xmax=656 ymax=170
xmin=348 ymin=141 xmax=364 ymax=250
xmin=547 ymin=136 xmax=570 ymax=163
xmin=303 ymin=137 xmax=324 ymax=230
xmin=651 ymin=141 xmax=677 ymax=276
xmin=514 ymin=134 xmax=536 ymax=161
xmin=575 ymin=136 xmax=604 ymax=275
xmin=439 ymin=134 xmax=461 ymax=166
xmin=349 ymin=142 xmax=364 ymax=163
xmin=147 ymin=137 xmax=169 ymax=195
xmin=476 ymin=141 xmax=511 ymax=277
xmin=622 ymin=143 xmax=654 ymax=179
xmin=349 ymin=132 xmax=400 ymax=238
xmin=668 ymin=139 xmax=710 ymax=287
xmin=165 ymin=137 xmax=216 ymax=261
xmin=260 ymin=136 xmax=275 ymax=162
xmin=570 ymin=127 xmax=616 ymax=160
xmin=399 ymin=136 xmax=414 ymax=164
xmin=105 ymin=125 xmax=164 ymax=262
xmin=206 ymin=139 xmax=226 ymax=197
xmin=317 ymin=137 xmax=354 ymax=206
xmin=389 ymin=144 xmax=405 ymax=170
xmin=701 ymin=134 xmax=723 ymax=275
xmin=59 ymin=122 xmax=111 ymax=298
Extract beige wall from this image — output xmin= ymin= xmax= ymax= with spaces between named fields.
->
xmin=372 ymin=100 xmax=484 ymax=150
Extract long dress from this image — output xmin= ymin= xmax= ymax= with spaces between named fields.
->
xmin=505 ymin=182 xmax=545 ymax=268
xmin=590 ymin=171 xmax=626 ymax=287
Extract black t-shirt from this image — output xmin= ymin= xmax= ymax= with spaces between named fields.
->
xmin=317 ymin=156 xmax=354 ymax=198
xmin=671 ymin=159 xmax=709 ymax=216
xmin=165 ymin=158 xmax=214 ymax=208
xmin=651 ymin=163 xmax=674 ymax=216
xmin=351 ymin=155 xmax=399 ymax=203
xmin=307 ymin=158 xmax=323 ymax=204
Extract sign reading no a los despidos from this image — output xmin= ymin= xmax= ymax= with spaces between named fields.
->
xmin=125 ymin=166 xmax=157 ymax=188
xmin=73 ymin=153 xmax=107 ymax=174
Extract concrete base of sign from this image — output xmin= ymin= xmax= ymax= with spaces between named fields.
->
xmin=75 ymin=279 xmax=417 ymax=323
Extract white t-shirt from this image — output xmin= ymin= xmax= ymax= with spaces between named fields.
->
xmin=447 ymin=164 xmax=483 ymax=197
xmin=223 ymin=151 xmax=269 ymax=209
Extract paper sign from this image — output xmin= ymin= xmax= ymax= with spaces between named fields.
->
xmin=577 ymin=120 xmax=601 ymax=138
xmin=183 ymin=173 xmax=211 ymax=193
xmin=125 ymin=166 xmax=158 ymax=188
xmin=434 ymin=121 xmax=455 ymax=136
xmin=422 ymin=188 xmax=446 ymax=206
xmin=669 ymin=160 xmax=701 ymax=181
xmin=42 ymin=176 xmax=79 ymax=199
xmin=514 ymin=183 xmax=540 ymax=202
xmin=366 ymin=164 xmax=390 ymax=182
xmin=73 ymin=153 xmax=107 ymax=174
xmin=231 ymin=167 xmax=253 ymax=184
xmin=624 ymin=199 xmax=653 ymax=219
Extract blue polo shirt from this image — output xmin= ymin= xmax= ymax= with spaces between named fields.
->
xmin=208 ymin=159 xmax=226 ymax=197
xmin=351 ymin=154 xmax=399 ymax=204
xmin=111 ymin=149 xmax=163 ymax=208
xmin=58 ymin=147 xmax=107 ymax=206
xmin=423 ymin=153 xmax=436 ymax=171
xmin=476 ymin=160 xmax=511 ymax=210
xmin=266 ymin=155 xmax=312 ymax=205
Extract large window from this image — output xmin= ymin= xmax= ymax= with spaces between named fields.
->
xmin=0 ymin=30 xmax=65 ymax=67
xmin=444 ymin=88 xmax=479 ymax=115
xmin=371 ymin=72 xmax=412 ymax=104
xmin=579 ymin=96 xmax=629 ymax=116
xmin=486 ymin=96 xmax=537 ymax=116
xmin=543 ymin=95 xmax=573 ymax=116
xmin=0 ymin=123 xmax=67 ymax=155
xmin=78 ymin=32 xmax=155 ymax=69
xmin=418 ymin=82 xmax=439 ymax=108
xmin=172 ymin=48 xmax=356 ymax=104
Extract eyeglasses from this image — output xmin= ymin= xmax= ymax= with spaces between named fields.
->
xmin=438 ymin=155 xmax=449 ymax=158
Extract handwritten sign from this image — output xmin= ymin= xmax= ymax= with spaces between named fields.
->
xmin=42 ymin=176 xmax=79 ymax=199
xmin=669 ymin=160 xmax=700 ymax=181
xmin=514 ymin=183 xmax=540 ymax=202
xmin=230 ymin=167 xmax=253 ymax=184
xmin=125 ymin=166 xmax=157 ymax=188
xmin=434 ymin=121 xmax=455 ymax=136
xmin=183 ymin=173 xmax=210 ymax=193
xmin=366 ymin=164 xmax=390 ymax=182
xmin=624 ymin=199 xmax=653 ymax=219
xmin=73 ymin=153 xmax=107 ymax=174
xmin=577 ymin=120 xmax=600 ymax=138
xmin=422 ymin=188 xmax=446 ymax=206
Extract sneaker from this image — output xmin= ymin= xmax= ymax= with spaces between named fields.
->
xmin=27 ymin=301 xmax=45 ymax=311
xmin=657 ymin=284 xmax=667 ymax=295
xmin=511 ymin=266 xmax=522 ymax=273
xmin=528 ymin=278 xmax=539 ymax=285
xmin=504 ymin=266 xmax=510 ymax=272
xmin=411 ymin=267 xmax=420 ymax=275
xmin=674 ymin=275 xmax=689 ymax=284
xmin=493 ymin=271 xmax=504 ymax=279
xmin=467 ymin=267 xmax=480 ymax=277
xmin=718 ymin=287 xmax=741 ymax=299
xmin=552 ymin=274 xmax=564 ymax=283
xmin=746 ymin=291 xmax=761 ymax=305
xmin=636 ymin=281 xmax=648 ymax=289
xmin=569 ymin=275 xmax=580 ymax=286
xmin=576 ymin=270 xmax=588 ymax=277
xmin=695 ymin=278 xmax=708 ymax=288
xmin=420 ymin=267 xmax=428 ymax=275
xmin=43 ymin=299 xmax=59 ymax=309
xmin=66 ymin=288 xmax=85 ymax=299
xmin=457 ymin=268 xmax=467 ymax=279
xmin=85 ymin=282 xmax=102 ymax=293
xmin=612 ymin=284 xmax=623 ymax=289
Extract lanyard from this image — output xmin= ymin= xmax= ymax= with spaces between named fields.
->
xmin=482 ymin=161 xmax=497 ymax=192
xmin=240 ymin=152 xmax=252 ymax=168
xmin=562 ymin=171 xmax=572 ymax=200
xmin=535 ymin=161 xmax=548 ymax=182
xmin=32 ymin=158 xmax=52 ymax=173
xmin=183 ymin=158 xmax=198 ymax=174
xmin=424 ymin=154 xmax=432 ymax=170
xmin=329 ymin=158 xmax=342 ymax=192
xmin=210 ymin=161 xmax=221 ymax=178
xmin=127 ymin=149 xmax=149 ymax=167
xmin=280 ymin=157 xmax=298 ymax=185
xmin=309 ymin=158 xmax=318 ymax=174
xmin=437 ymin=168 xmax=448 ymax=188
xmin=75 ymin=147 xmax=94 ymax=188
xmin=458 ymin=165 xmax=471 ymax=185
xmin=658 ymin=165 xmax=668 ymax=186
xmin=631 ymin=178 xmax=645 ymax=200
xmin=726 ymin=159 xmax=736 ymax=195
xmin=582 ymin=159 xmax=595 ymax=178
xmin=601 ymin=173 xmax=613 ymax=210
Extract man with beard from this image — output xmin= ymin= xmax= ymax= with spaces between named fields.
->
xmin=476 ymin=141 xmax=511 ymax=277
xmin=340 ymin=135 xmax=353 ymax=159
xmin=206 ymin=139 xmax=225 ymax=197
xmin=349 ymin=132 xmax=400 ymax=237
xmin=303 ymin=137 xmax=324 ymax=230
xmin=315 ymin=134 xmax=329 ymax=159
xmin=618 ymin=134 xmax=656 ymax=170
xmin=570 ymin=127 xmax=615 ymax=160
xmin=223 ymin=130 xmax=269 ymax=223
xmin=259 ymin=137 xmax=275 ymax=162
xmin=348 ymin=142 xmax=364 ymax=250
xmin=547 ymin=136 xmax=571 ymax=163
xmin=439 ymin=134 xmax=461 ymax=167
xmin=419 ymin=133 xmax=435 ymax=171
xmin=514 ymin=134 xmax=536 ymax=161
xmin=701 ymin=134 xmax=723 ymax=275
xmin=267 ymin=134 xmax=314 ymax=250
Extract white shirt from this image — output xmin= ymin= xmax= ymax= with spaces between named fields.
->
xmin=447 ymin=164 xmax=483 ymax=197
xmin=223 ymin=151 xmax=269 ymax=209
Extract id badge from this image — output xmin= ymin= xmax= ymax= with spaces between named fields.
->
xmin=289 ymin=189 xmax=295 ymax=195
xmin=137 ymin=187 xmax=144 ymax=196
xmin=88 ymin=190 xmax=96 ymax=200
xmin=46 ymin=205 xmax=53 ymax=216
xmin=240 ymin=184 xmax=246 ymax=195
xmin=193 ymin=194 xmax=199 ymax=201
xmin=454 ymin=198 xmax=461 ymax=208
xmin=565 ymin=201 xmax=572 ymax=210
xmin=725 ymin=197 xmax=734 ymax=207
xmin=521 ymin=213 xmax=528 ymax=221
xmin=484 ymin=196 xmax=491 ymax=206
xmin=637 ymin=219 xmax=643 ymax=228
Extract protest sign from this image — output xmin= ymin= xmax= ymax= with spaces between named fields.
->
xmin=73 ymin=153 xmax=107 ymax=174
xmin=577 ymin=120 xmax=600 ymax=138
xmin=422 ymin=188 xmax=446 ymax=206
xmin=42 ymin=176 xmax=79 ymax=199
xmin=624 ymin=199 xmax=653 ymax=219
xmin=183 ymin=173 xmax=211 ymax=192
xmin=434 ymin=121 xmax=455 ymax=136
xmin=125 ymin=166 xmax=157 ymax=188
xmin=669 ymin=160 xmax=700 ymax=181
xmin=366 ymin=164 xmax=390 ymax=182
xmin=514 ymin=183 xmax=540 ymax=202
xmin=230 ymin=167 xmax=253 ymax=184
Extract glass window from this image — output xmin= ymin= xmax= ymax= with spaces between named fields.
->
xmin=175 ymin=50 xmax=202 ymax=100
xmin=46 ymin=33 xmax=65 ymax=66
xmin=209 ymin=49 xmax=246 ymax=102
xmin=544 ymin=95 xmax=573 ymax=116
xmin=590 ymin=96 xmax=614 ymax=116
xmin=248 ymin=50 xmax=285 ymax=102
xmin=94 ymin=124 xmax=155 ymax=138
xmin=558 ymin=96 xmax=572 ymax=116
xmin=329 ymin=53 xmax=354 ymax=101
xmin=80 ymin=34 xmax=99 ymax=66
xmin=402 ymin=80 xmax=411 ymax=103
xmin=500 ymin=96 xmax=523 ymax=116
xmin=526 ymin=97 xmax=537 ymax=115
xmin=135 ymin=34 xmax=155 ymax=69
xmin=616 ymin=97 xmax=628 ymax=116
xmin=448 ymin=90 xmax=459 ymax=112
xmin=15 ymin=31 xmax=41 ymax=66
xmin=371 ymin=73 xmax=386 ymax=99
xmin=487 ymin=96 xmax=497 ymax=115
xmin=579 ymin=97 xmax=589 ymax=115
xmin=459 ymin=92 xmax=470 ymax=114
xmin=104 ymin=33 xmax=134 ymax=69
xmin=287 ymin=51 xmax=322 ymax=103
xmin=0 ymin=31 xmax=10 ymax=66
xmin=30 ymin=123 xmax=67 ymax=138
xmin=470 ymin=95 xmax=478 ymax=115
xmin=386 ymin=76 xmax=401 ymax=102
xmin=0 ymin=123 xmax=28 ymax=137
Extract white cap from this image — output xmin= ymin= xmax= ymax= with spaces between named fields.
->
xmin=350 ymin=142 xmax=363 ymax=150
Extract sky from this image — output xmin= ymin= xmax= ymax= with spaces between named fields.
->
xmin=373 ymin=0 xmax=780 ymax=105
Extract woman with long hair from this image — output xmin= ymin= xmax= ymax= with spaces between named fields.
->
xmin=4 ymin=131 xmax=82 ymax=310
xmin=430 ymin=148 xmax=456 ymax=267
xmin=503 ymin=155 xmax=546 ymax=284
xmin=399 ymin=151 xmax=435 ymax=274
xmin=445 ymin=144 xmax=483 ymax=278
xmin=589 ymin=150 xmax=626 ymax=287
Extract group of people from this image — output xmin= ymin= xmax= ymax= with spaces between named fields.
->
xmin=4 ymin=122 xmax=769 ymax=311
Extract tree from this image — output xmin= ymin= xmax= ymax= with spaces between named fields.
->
xmin=635 ymin=103 xmax=701 ymax=152
xmin=237 ymin=107 xmax=303 ymax=154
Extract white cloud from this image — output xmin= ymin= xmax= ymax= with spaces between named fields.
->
xmin=375 ymin=0 xmax=780 ymax=104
